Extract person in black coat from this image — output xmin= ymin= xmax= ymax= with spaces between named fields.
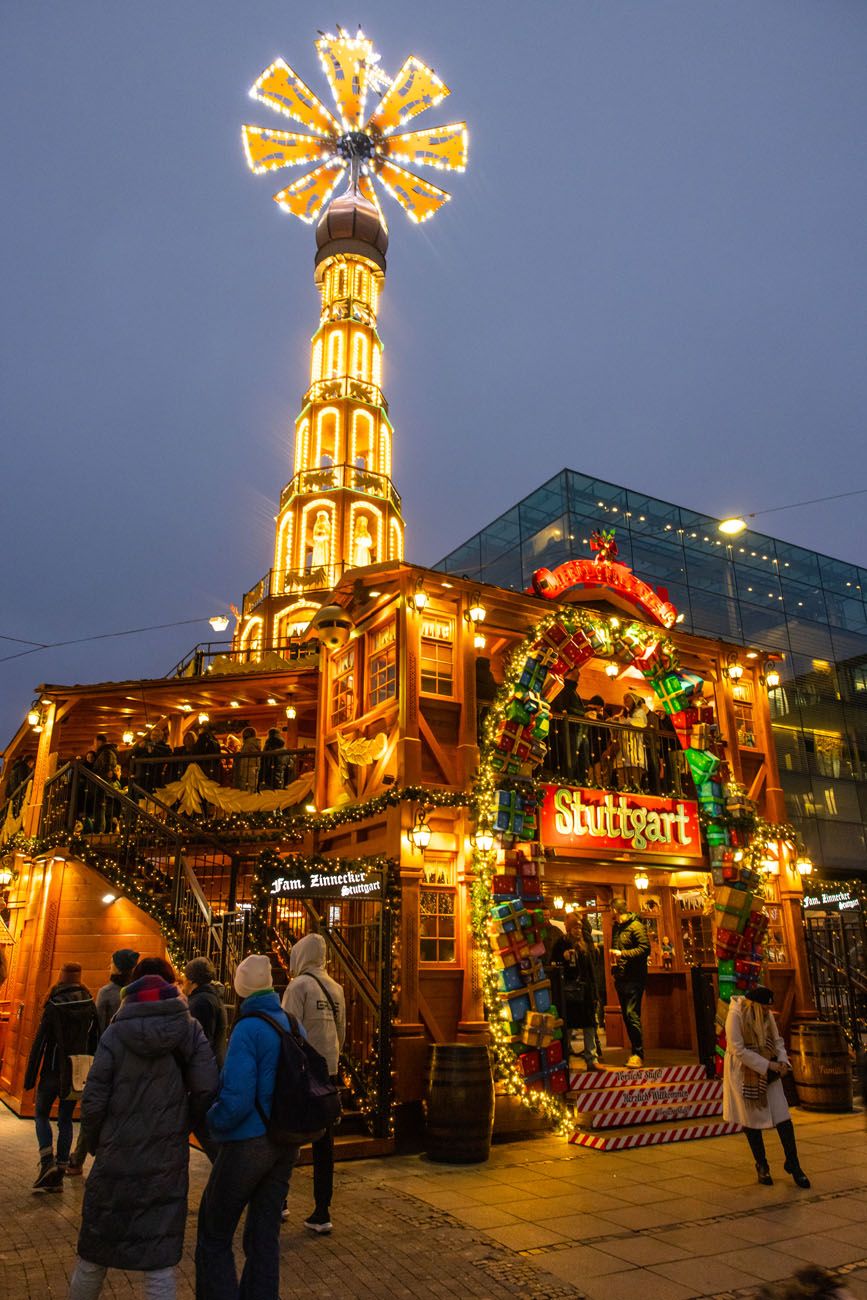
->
xmin=183 ymin=957 xmax=227 ymax=1069
xmin=551 ymin=916 xmax=601 ymax=1071
xmin=69 ymin=957 xmax=218 ymax=1300
xmin=24 ymin=961 xmax=97 ymax=1190
xmin=610 ymin=897 xmax=651 ymax=1067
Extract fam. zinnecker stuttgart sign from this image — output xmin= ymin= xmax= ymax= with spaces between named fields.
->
xmin=540 ymin=784 xmax=702 ymax=860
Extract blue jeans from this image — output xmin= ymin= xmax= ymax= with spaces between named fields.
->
xmin=69 ymin=1259 xmax=175 ymax=1299
xmin=195 ymin=1135 xmax=299 ymax=1300
xmin=35 ymin=1072 xmax=75 ymax=1163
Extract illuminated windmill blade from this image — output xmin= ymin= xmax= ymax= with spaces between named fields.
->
xmin=273 ymin=162 xmax=345 ymax=223
xmin=382 ymin=123 xmax=468 ymax=174
xmin=375 ymin=159 xmax=451 ymax=224
xmin=250 ymin=57 xmax=339 ymax=137
xmin=242 ymin=126 xmax=328 ymax=175
xmin=366 ymin=56 xmax=449 ymax=136
xmin=315 ymin=32 xmax=374 ymax=129
xmin=357 ymin=172 xmax=389 ymax=232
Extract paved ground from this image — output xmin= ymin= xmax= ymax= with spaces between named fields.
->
xmin=2 ymin=1103 xmax=866 ymax=1299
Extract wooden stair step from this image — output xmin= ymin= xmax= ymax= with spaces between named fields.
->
xmin=295 ymin=1133 xmax=394 ymax=1163
xmin=569 ymin=1062 xmax=709 ymax=1092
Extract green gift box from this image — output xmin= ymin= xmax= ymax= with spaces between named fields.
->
xmin=705 ymin=822 xmax=730 ymax=846
xmin=686 ymin=748 xmax=721 ymax=785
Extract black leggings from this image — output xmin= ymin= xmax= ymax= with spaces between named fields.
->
xmin=744 ymin=1119 xmax=799 ymax=1167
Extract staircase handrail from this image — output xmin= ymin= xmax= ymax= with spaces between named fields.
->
xmin=808 ymin=934 xmax=867 ymax=998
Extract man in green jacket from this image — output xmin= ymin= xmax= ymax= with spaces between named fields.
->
xmin=610 ymin=897 xmax=651 ymax=1068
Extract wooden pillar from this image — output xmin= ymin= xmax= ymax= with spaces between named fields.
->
xmin=23 ymin=703 xmax=56 ymax=838
xmin=753 ymin=673 xmax=786 ymax=823
xmin=391 ymin=805 xmax=427 ymax=1102
xmin=456 ymin=811 xmax=488 ymax=1043
xmin=777 ymin=857 xmax=816 ymax=1019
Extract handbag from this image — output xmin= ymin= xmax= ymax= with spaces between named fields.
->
xmin=304 ymin=973 xmax=344 ymax=1125
xmin=67 ymin=1053 xmax=94 ymax=1099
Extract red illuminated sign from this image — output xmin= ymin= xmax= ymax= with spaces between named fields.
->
xmin=531 ymin=558 xmax=679 ymax=629
xmin=540 ymin=784 xmax=703 ymax=861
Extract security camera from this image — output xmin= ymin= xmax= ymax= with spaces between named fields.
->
xmin=306 ymin=604 xmax=354 ymax=650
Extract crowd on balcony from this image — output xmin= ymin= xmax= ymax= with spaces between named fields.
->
xmin=544 ymin=683 xmax=688 ymax=797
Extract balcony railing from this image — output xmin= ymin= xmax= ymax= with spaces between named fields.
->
xmin=302 ymin=375 xmax=387 ymax=412
xmin=543 ymin=714 xmax=691 ymax=798
xmin=279 ymin=463 xmax=401 ymax=513
xmin=129 ymin=748 xmax=315 ymax=798
xmin=168 ymin=637 xmax=320 ymax=677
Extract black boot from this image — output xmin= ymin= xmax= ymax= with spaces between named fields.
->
xmin=777 ymin=1119 xmax=811 ymax=1188
xmin=744 ymin=1128 xmax=773 ymax=1184
xmin=33 ymin=1153 xmax=62 ymax=1192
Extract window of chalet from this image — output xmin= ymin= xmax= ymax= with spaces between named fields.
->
xmin=420 ymin=853 xmax=457 ymax=963
xmin=420 ymin=613 xmax=454 ymax=697
xmin=368 ymin=621 xmax=397 ymax=708
xmin=331 ymin=646 xmax=355 ymax=727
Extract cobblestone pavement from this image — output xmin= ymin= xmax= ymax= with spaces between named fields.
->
xmin=0 ymin=1107 xmax=579 ymax=1300
xmin=3 ymin=1104 xmax=866 ymax=1299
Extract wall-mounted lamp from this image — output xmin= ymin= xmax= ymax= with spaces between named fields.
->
xmin=209 ymin=615 xmax=230 ymax=633
xmin=634 ymin=870 xmax=649 ymax=891
xmin=27 ymin=707 xmax=40 ymax=728
xmin=726 ymin=655 xmax=744 ymax=682
xmin=466 ymin=593 xmax=487 ymax=625
xmin=795 ymin=856 xmax=814 ymax=876
xmin=764 ymin=663 xmax=781 ymax=689
xmin=411 ymin=579 xmax=428 ymax=612
xmin=473 ymin=632 xmax=486 ymax=652
xmin=409 ymin=807 xmax=432 ymax=851
xmin=552 ymin=895 xmax=565 ymax=910
xmin=471 ymin=826 xmax=495 ymax=854
xmin=605 ymin=662 xmax=619 ymax=679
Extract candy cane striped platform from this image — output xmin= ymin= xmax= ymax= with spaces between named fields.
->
xmin=569 ymin=1119 xmax=741 ymax=1151
xmin=569 ymin=1062 xmax=708 ymax=1091
xmin=571 ymin=1077 xmax=721 ymax=1112
xmin=579 ymin=1097 xmax=724 ymax=1130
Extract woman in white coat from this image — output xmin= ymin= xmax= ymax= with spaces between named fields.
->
xmin=723 ymin=986 xmax=810 ymax=1188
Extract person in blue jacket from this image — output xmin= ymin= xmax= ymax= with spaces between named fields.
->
xmin=195 ymin=954 xmax=303 ymax=1300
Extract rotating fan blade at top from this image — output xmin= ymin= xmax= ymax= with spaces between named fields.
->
xmin=315 ymin=32 xmax=374 ymax=130
xmin=374 ymin=159 xmax=451 ymax=224
xmin=273 ymin=160 xmax=345 ymax=222
xmin=366 ymin=56 xmax=450 ymax=136
xmin=242 ymin=126 xmax=329 ymax=174
xmin=250 ymin=58 xmax=340 ymax=137
xmin=382 ymin=123 xmax=468 ymax=173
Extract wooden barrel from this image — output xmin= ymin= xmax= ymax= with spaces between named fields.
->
xmin=790 ymin=1022 xmax=853 ymax=1112
xmin=425 ymin=1044 xmax=495 ymax=1164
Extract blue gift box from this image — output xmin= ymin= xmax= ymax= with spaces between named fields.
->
xmin=497 ymin=964 xmax=526 ymax=993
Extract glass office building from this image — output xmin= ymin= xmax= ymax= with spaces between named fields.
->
xmin=437 ymin=468 xmax=867 ymax=875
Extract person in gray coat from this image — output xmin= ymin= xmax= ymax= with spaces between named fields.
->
xmin=281 ymin=933 xmax=345 ymax=1234
xmin=68 ymin=957 xmax=218 ymax=1300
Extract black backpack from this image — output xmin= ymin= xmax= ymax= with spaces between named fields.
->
xmin=248 ymin=1010 xmax=341 ymax=1145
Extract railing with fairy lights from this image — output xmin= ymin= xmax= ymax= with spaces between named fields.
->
xmin=301 ymin=376 xmax=388 ymax=413
xmin=542 ymin=713 xmax=690 ymax=798
xmin=267 ymin=889 xmax=395 ymax=1139
xmin=803 ymin=922 xmax=867 ymax=1054
xmin=39 ymin=762 xmax=251 ymax=986
xmin=167 ymin=638 xmax=320 ymax=676
xmin=129 ymin=749 xmax=315 ymax=807
xmin=279 ymin=463 xmax=402 ymax=514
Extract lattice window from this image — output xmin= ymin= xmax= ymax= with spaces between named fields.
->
xmin=368 ymin=621 xmax=397 ymax=708
xmin=420 ymin=614 xmax=454 ymax=697
xmin=420 ymin=854 xmax=457 ymax=964
xmin=331 ymin=646 xmax=355 ymax=727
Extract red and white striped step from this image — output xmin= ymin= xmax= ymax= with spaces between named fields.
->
xmin=567 ymin=1061 xmax=740 ymax=1150
xmin=568 ymin=1062 xmax=708 ymax=1091
xmin=569 ymin=1119 xmax=741 ymax=1151
xmin=571 ymin=1077 xmax=721 ymax=1113
xmin=578 ymin=1098 xmax=724 ymax=1130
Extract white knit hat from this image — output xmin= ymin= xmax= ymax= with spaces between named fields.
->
xmin=233 ymin=954 xmax=273 ymax=999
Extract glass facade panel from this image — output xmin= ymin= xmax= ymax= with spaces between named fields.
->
xmin=436 ymin=466 xmax=867 ymax=873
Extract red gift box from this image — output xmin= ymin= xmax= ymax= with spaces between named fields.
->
xmin=538 ymin=624 xmax=595 ymax=676
xmin=492 ymin=874 xmax=518 ymax=896
xmin=542 ymin=1041 xmax=563 ymax=1068
xmin=517 ymin=1049 xmax=541 ymax=1077
xmin=670 ymin=706 xmax=699 ymax=732
xmin=546 ymin=1064 xmax=568 ymax=1093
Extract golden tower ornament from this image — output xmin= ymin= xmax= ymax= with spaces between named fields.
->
xmin=235 ymin=29 xmax=467 ymax=657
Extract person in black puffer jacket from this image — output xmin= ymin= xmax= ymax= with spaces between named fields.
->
xmin=183 ymin=957 xmax=228 ymax=1069
xmin=24 ymin=961 xmax=97 ymax=1191
xmin=69 ymin=957 xmax=218 ymax=1300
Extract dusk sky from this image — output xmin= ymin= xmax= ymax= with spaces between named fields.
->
xmin=2 ymin=2 xmax=866 ymax=744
